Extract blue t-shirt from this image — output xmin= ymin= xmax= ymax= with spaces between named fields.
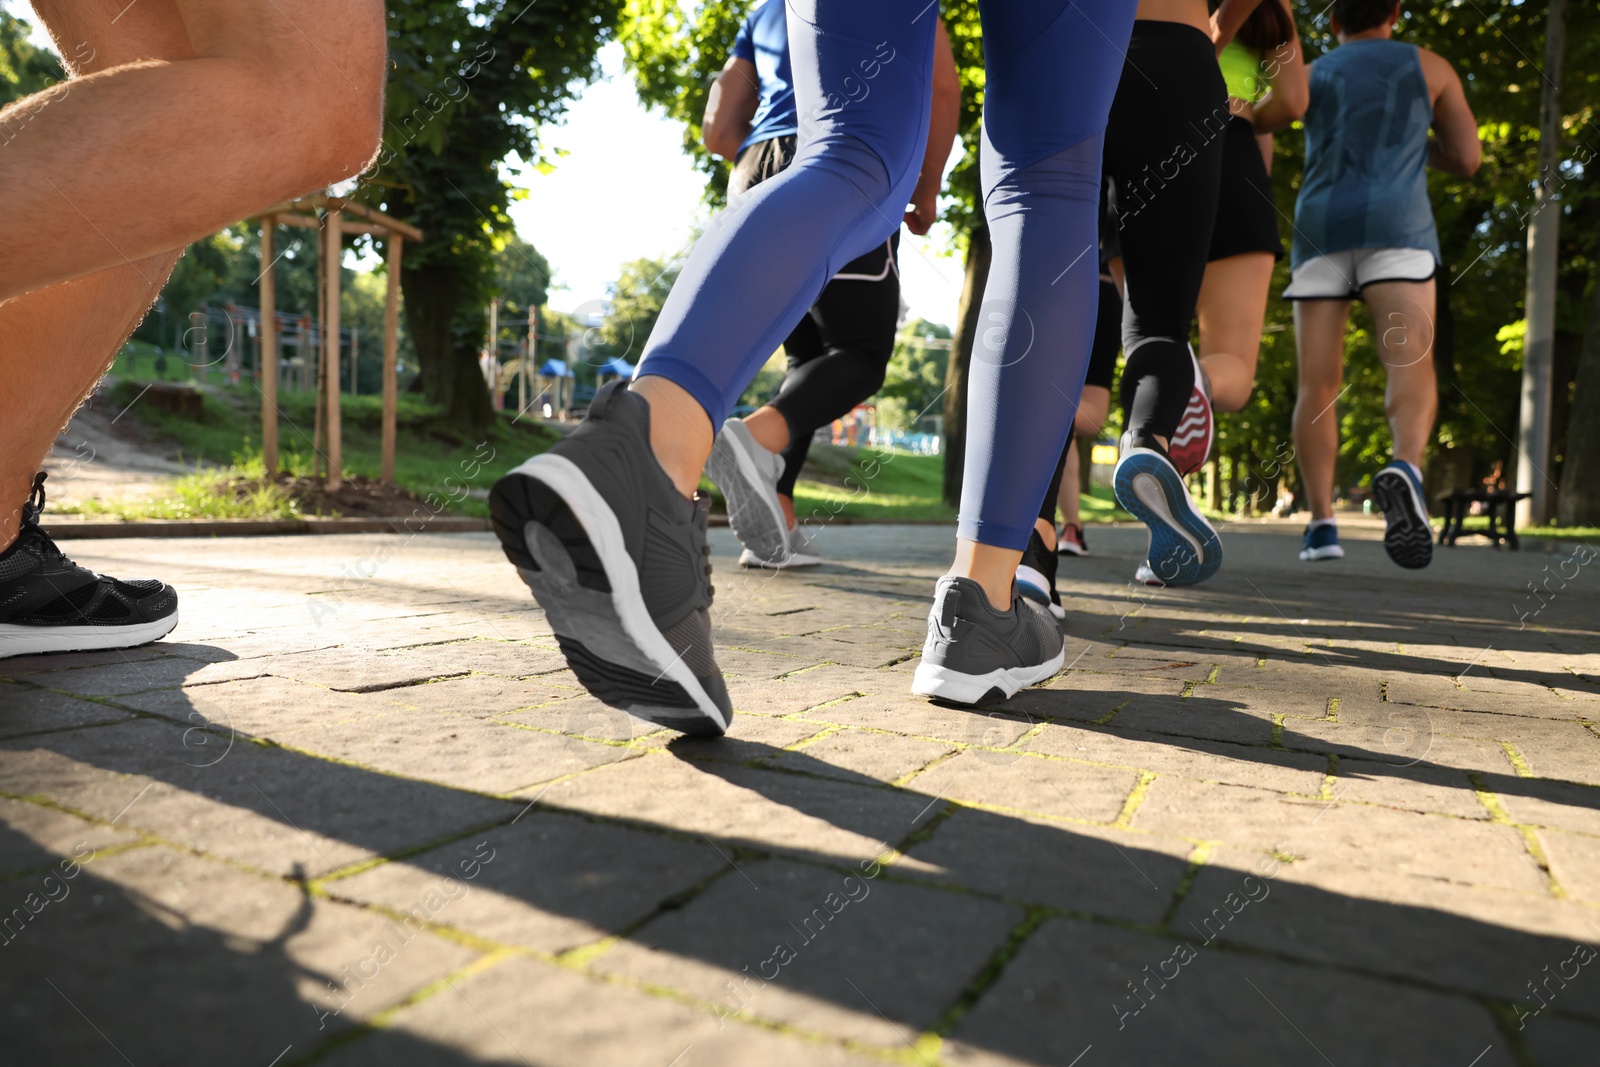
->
xmin=731 ymin=0 xmax=797 ymax=154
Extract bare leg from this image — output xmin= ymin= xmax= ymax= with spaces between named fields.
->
xmin=0 ymin=255 xmax=180 ymax=542
xmin=733 ymin=403 xmax=795 ymax=526
xmin=0 ymin=1 xmax=196 ymax=544
xmin=741 ymin=404 xmax=792 ymax=454
xmin=1292 ymin=299 xmax=1352 ymax=522
xmin=1361 ymin=280 xmax=1437 ymax=468
xmin=0 ymin=0 xmax=385 ymax=301
xmin=1055 ymin=385 xmax=1110 ymax=526
xmin=0 ymin=0 xmax=383 ymax=544
xmin=1196 ymin=252 xmax=1274 ymax=412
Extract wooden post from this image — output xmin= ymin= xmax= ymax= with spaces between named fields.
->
xmin=524 ymin=307 xmax=536 ymax=418
xmin=260 ymin=218 xmax=278 ymax=475
xmin=189 ymin=311 xmax=207 ymax=380
xmin=381 ymin=233 xmax=403 ymax=485
xmin=324 ymin=208 xmax=343 ymax=490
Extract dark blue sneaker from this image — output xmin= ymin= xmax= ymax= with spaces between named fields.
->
xmin=1371 ymin=460 xmax=1433 ymax=570
xmin=1113 ymin=436 xmax=1222 ymax=587
xmin=1298 ymin=523 xmax=1345 ymax=562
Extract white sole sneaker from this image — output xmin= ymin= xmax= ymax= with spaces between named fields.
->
xmin=738 ymin=547 xmax=822 ymax=570
xmin=911 ymin=648 xmax=1066 ymax=705
xmin=0 ymin=614 xmax=179 ymax=659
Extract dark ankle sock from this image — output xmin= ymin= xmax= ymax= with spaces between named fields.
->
xmin=1119 ymin=339 xmax=1195 ymax=444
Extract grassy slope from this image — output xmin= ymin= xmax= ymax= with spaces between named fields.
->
xmin=94 ymin=379 xmax=1139 ymax=524
xmin=98 ymin=379 xmax=559 ymax=519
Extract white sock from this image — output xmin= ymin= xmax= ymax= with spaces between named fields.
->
xmin=1309 ymin=518 xmax=1337 ymax=531
xmin=1399 ymin=460 xmax=1422 ymax=482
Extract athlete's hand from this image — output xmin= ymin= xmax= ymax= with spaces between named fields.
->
xmin=903 ymin=188 xmax=938 ymax=235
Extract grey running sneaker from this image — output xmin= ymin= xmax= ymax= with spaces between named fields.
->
xmin=911 ymin=576 xmax=1065 ymax=705
xmin=706 ymin=419 xmax=789 ymax=566
xmin=490 ymin=381 xmax=732 ymax=736
xmin=786 ymin=522 xmax=823 ymax=566
xmin=738 ymin=521 xmax=823 ymax=570
xmin=0 ymin=473 xmax=178 ymax=658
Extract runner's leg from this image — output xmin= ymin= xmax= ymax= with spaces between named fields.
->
xmin=1361 ymin=279 xmax=1437 ymax=469
xmin=633 ymin=0 xmax=937 ymax=497
xmin=1197 ymin=252 xmax=1275 ymax=412
xmin=952 ymin=0 xmax=1135 ymax=607
xmin=1292 ymin=298 xmax=1352 ymax=522
xmin=0 ymin=0 xmax=384 ymax=301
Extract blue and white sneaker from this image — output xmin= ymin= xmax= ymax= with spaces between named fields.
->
xmin=1298 ymin=523 xmax=1345 ymax=562
xmin=1113 ymin=435 xmax=1222 ymax=587
xmin=1371 ymin=460 xmax=1433 ymax=569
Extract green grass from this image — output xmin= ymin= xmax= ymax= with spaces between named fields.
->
xmin=97 ymin=378 xmax=562 ymax=519
xmin=1442 ymin=515 xmax=1600 ymax=542
xmin=56 ymin=457 xmax=302 ymax=522
xmin=92 ymin=377 xmax=1149 ymax=525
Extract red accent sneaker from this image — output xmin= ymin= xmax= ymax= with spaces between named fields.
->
xmin=1169 ymin=349 xmax=1213 ymax=476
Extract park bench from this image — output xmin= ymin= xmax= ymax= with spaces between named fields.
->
xmin=1435 ymin=487 xmax=1531 ymax=550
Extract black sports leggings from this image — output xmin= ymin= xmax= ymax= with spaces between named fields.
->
xmin=731 ymin=135 xmax=901 ymax=499
xmin=1103 ymin=21 xmax=1228 ymax=445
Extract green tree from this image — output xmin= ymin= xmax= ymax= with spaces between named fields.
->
xmin=878 ymin=319 xmax=952 ymax=432
xmin=594 ymin=254 xmax=681 ymax=369
xmin=353 ymin=0 xmax=621 ymax=431
xmin=494 ymin=234 xmax=552 ymax=319
xmin=0 ymin=9 xmax=61 ymax=107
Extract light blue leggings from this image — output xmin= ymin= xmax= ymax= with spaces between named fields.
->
xmin=635 ymin=0 xmax=1136 ymax=551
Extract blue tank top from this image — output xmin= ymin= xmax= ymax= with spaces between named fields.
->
xmin=731 ymin=0 xmax=797 ymax=154
xmin=1292 ymin=39 xmax=1440 ymax=267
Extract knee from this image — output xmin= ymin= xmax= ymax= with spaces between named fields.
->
xmin=859 ymin=358 xmax=889 ymax=397
xmin=238 ymin=1 xmax=386 ymax=188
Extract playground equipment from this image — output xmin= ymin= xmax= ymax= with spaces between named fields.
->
xmin=254 ymin=195 xmax=421 ymax=489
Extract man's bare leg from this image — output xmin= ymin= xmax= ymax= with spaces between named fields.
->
xmin=0 ymin=255 xmax=181 ymax=542
xmin=1361 ymin=279 xmax=1437 ymax=468
xmin=0 ymin=0 xmax=193 ymax=544
xmin=1291 ymin=299 xmax=1351 ymax=522
xmin=0 ymin=0 xmax=385 ymax=302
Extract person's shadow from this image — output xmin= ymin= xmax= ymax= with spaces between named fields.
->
xmin=4 ymin=650 xmax=1597 ymax=1065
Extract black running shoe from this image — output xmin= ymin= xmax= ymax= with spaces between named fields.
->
xmin=0 ymin=473 xmax=178 ymax=659
xmin=1014 ymin=529 xmax=1065 ymax=620
xmin=489 ymin=382 xmax=732 ymax=737
xmin=1372 ymin=460 xmax=1433 ymax=569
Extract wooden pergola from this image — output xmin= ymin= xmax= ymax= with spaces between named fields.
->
xmin=254 ymin=195 xmax=422 ymax=489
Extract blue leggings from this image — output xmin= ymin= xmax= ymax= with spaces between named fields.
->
xmin=635 ymin=0 xmax=1136 ymax=551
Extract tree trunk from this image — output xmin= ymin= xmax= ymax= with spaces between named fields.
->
xmin=1515 ymin=0 xmax=1569 ymax=526
xmin=942 ymin=223 xmax=992 ymax=507
xmin=401 ymin=262 xmax=494 ymax=432
xmin=1558 ymin=232 xmax=1600 ymax=526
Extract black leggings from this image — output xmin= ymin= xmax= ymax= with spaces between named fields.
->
xmin=1040 ymin=277 xmax=1122 ymax=525
xmin=1103 ymin=21 xmax=1228 ymax=446
xmin=732 ymin=135 xmax=901 ymax=499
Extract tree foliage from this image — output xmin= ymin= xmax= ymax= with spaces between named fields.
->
xmin=0 ymin=10 xmax=58 ymax=105
xmin=595 ymin=254 xmax=681 ymax=368
xmin=353 ymin=0 xmax=621 ymax=430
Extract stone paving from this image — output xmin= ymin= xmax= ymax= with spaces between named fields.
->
xmin=1 ymin=520 xmax=1598 ymax=1066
